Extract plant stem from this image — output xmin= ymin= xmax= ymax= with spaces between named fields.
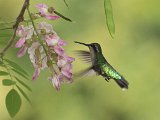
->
xmin=27 ymin=5 xmax=61 ymax=77
xmin=26 ymin=7 xmax=48 ymax=55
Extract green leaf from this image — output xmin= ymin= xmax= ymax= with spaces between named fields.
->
xmin=0 ymin=71 xmax=9 ymax=76
xmin=0 ymin=61 xmax=5 ymax=67
xmin=16 ymin=85 xmax=31 ymax=104
xmin=11 ymin=68 xmax=29 ymax=80
xmin=5 ymin=89 xmax=21 ymax=118
xmin=4 ymin=59 xmax=29 ymax=76
xmin=104 ymin=0 xmax=115 ymax=38
xmin=2 ymin=79 xmax=16 ymax=86
xmin=15 ymin=77 xmax=32 ymax=92
xmin=0 ymin=60 xmax=3 ymax=64
xmin=0 ymin=64 xmax=5 ymax=67
xmin=0 ymin=34 xmax=12 ymax=38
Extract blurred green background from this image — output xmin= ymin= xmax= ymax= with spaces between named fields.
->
xmin=0 ymin=0 xmax=160 ymax=120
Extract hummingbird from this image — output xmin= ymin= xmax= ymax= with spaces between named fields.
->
xmin=74 ymin=41 xmax=129 ymax=90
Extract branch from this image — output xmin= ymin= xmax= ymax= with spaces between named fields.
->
xmin=0 ymin=0 xmax=30 ymax=57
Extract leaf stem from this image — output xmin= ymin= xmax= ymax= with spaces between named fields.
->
xmin=0 ymin=27 xmax=12 ymax=30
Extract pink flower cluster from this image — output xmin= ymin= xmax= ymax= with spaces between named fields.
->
xmin=15 ymin=4 xmax=75 ymax=91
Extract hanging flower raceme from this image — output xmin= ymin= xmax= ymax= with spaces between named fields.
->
xmin=15 ymin=4 xmax=75 ymax=90
xmin=37 ymin=22 xmax=75 ymax=90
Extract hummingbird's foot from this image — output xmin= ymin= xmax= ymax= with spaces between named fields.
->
xmin=105 ymin=78 xmax=109 ymax=82
xmin=105 ymin=76 xmax=111 ymax=82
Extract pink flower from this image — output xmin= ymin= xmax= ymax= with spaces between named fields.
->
xmin=48 ymin=74 xmax=63 ymax=91
xmin=28 ymin=42 xmax=40 ymax=65
xmin=35 ymin=4 xmax=48 ymax=15
xmin=28 ymin=42 xmax=47 ymax=69
xmin=45 ymin=15 xmax=60 ymax=20
xmin=28 ymin=42 xmax=48 ymax=80
xmin=38 ymin=22 xmax=67 ymax=47
xmin=38 ymin=22 xmax=54 ymax=34
xmin=17 ymin=45 xmax=28 ymax=57
xmin=36 ymin=3 xmax=60 ymax=20
xmin=15 ymin=25 xmax=34 ymax=47
xmin=15 ymin=38 xmax=25 ymax=48
xmin=57 ymin=54 xmax=75 ymax=67
xmin=32 ymin=68 xmax=40 ymax=80
xmin=45 ymin=34 xmax=59 ymax=46
xmin=58 ymin=39 xmax=67 ymax=46
xmin=54 ymin=45 xmax=64 ymax=56
xmin=16 ymin=25 xmax=25 ymax=37
xmin=16 ymin=25 xmax=34 ymax=39
xmin=57 ymin=58 xmax=67 ymax=68
xmin=61 ymin=64 xmax=73 ymax=80
xmin=63 ymin=54 xmax=75 ymax=63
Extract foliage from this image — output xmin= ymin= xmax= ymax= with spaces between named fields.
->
xmin=104 ymin=0 xmax=115 ymax=38
xmin=5 ymin=89 xmax=22 ymax=118
xmin=0 ymin=58 xmax=31 ymax=118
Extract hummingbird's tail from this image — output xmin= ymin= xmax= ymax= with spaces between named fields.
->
xmin=114 ymin=77 xmax=129 ymax=89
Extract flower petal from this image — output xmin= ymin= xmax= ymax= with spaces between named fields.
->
xmin=17 ymin=45 xmax=28 ymax=57
xmin=62 ymin=64 xmax=73 ymax=80
xmin=45 ymin=15 xmax=60 ymax=20
xmin=36 ymin=4 xmax=48 ymax=15
xmin=36 ymin=3 xmax=48 ymax=9
xmin=63 ymin=54 xmax=75 ymax=63
xmin=45 ymin=34 xmax=59 ymax=46
xmin=58 ymin=39 xmax=67 ymax=46
xmin=28 ymin=42 xmax=40 ymax=54
xmin=57 ymin=58 xmax=67 ymax=67
xmin=38 ymin=22 xmax=54 ymax=34
xmin=16 ymin=25 xmax=25 ymax=37
xmin=51 ymin=75 xmax=63 ymax=91
xmin=54 ymin=45 xmax=64 ymax=56
xmin=32 ymin=68 xmax=40 ymax=80
xmin=25 ymin=25 xmax=34 ymax=39
xmin=62 ymin=70 xmax=72 ymax=80
xmin=15 ymin=38 xmax=25 ymax=48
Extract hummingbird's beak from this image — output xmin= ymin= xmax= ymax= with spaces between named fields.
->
xmin=74 ymin=41 xmax=90 ymax=46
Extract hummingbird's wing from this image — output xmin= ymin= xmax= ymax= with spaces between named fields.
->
xmin=74 ymin=66 xmax=97 ymax=79
xmin=74 ymin=50 xmax=92 ymax=63
xmin=74 ymin=50 xmax=97 ymax=79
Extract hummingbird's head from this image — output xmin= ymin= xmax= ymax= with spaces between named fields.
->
xmin=74 ymin=41 xmax=102 ymax=53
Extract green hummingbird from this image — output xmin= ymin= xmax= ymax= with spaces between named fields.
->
xmin=75 ymin=41 xmax=129 ymax=90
